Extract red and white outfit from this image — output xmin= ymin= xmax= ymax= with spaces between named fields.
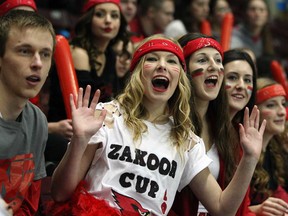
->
xmin=84 ymin=101 xmax=211 ymax=215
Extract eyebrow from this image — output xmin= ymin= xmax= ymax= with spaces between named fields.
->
xmin=15 ymin=44 xmax=53 ymax=52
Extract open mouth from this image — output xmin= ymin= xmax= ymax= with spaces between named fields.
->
xmin=152 ymin=76 xmax=169 ymax=90
xmin=204 ymin=75 xmax=218 ymax=87
xmin=27 ymin=75 xmax=40 ymax=83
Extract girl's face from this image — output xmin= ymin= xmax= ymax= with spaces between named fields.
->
xmin=188 ymin=47 xmax=224 ymax=101
xmin=258 ymin=96 xmax=286 ymax=136
xmin=91 ymin=3 xmax=121 ymax=41
xmin=189 ymin=0 xmax=210 ymax=22
xmin=113 ymin=40 xmax=133 ymax=77
xmin=120 ymin=0 xmax=137 ymax=23
xmin=246 ymin=0 xmax=268 ymax=28
xmin=214 ymin=0 xmax=231 ymax=25
xmin=224 ymin=60 xmax=253 ymax=113
xmin=141 ymin=51 xmax=181 ymax=105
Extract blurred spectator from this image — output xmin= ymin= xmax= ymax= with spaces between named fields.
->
xmin=48 ymin=0 xmax=130 ymax=122
xmin=208 ymin=0 xmax=231 ymax=41
xmin=130 ymin=0 xmax=174 ymax=44
xmin=270 ymin=10 xmax=288 ymax=73
xmin=165 ymin=0 xmax=210 ymax=39
xmin=113 ymin=38 xmax=134 ymax=82
xmin=35 ymin=0 xmax=83 ymax=15
xmin=230 ymin=0 xmax=274 ymax=58
xmin=120 ymin=0 xmax=137 ymax=27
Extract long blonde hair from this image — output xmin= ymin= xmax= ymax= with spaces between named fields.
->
xmin=117 ymin=35 xmax=193 ymax=154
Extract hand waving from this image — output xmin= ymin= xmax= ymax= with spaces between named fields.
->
xmin=239 ymin=106 xmax=266 ymax=161
xmin=70 ymin=85 xmax=106 ymax=141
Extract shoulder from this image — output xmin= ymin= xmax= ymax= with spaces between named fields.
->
xmin=186 ymin=131 xmax=204 ymax=150
xmin=25 ymin=103 xmax=47 ymax=127
xmin=95 ymin=101 xmax=121 ymax=128
xmin=70 ymin=46 xmax=90 ymax=70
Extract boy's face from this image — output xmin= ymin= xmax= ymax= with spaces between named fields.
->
xmin=0 ymin=26 xmax=53 ymax=100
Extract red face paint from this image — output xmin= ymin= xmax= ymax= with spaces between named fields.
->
xmin=261 ymin=110 xmax=273 ymax=118
xmin=170 ymin=65 xmax=180 ymax=73
xmin=219 ymin=68 xmax=224 ymax=76
xmin=143 ymin=64 xmax=153 ymax=69
xmin=225 ymin=84 xmax=231 ymax=89
xmin=191 ymin=68 xmax=204 ymax=78
xmin=247 ymin=85 xmax=253 ymax=95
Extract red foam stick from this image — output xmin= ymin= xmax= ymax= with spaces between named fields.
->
xmin=220 ymin=12 xmax=234 ymax=51
xmin=200 ymin=19 xmax=212 ymax=36
xmin=53 ymin=35 xmax=79 ymax=119
xmin=29 ymin=95 xmax=39 ymax=106
xmin=270 ymin=60 xmax=288 ymax=100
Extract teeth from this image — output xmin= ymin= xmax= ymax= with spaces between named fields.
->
xmin=232 ymin=94 xmax=244 ymax=99
xmin=206 ymin=75 xmax=218 ymax=80
xmin=152 ymin=76 xmax=168 ymax=82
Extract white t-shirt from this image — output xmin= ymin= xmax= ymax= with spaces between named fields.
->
xmin=85 ymin=101 xmax=211 ymax=215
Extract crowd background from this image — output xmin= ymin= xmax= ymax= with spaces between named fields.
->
xmin=35 ymin=0 xmax=288 ymax=212
xmin=33 ymin=0 xmax=288 ymax=74
xmin=1 ymin=0 xmax=288 ymax=215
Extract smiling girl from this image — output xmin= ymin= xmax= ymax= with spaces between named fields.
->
xmin=249 ymin=77 xmax=288 ymax=215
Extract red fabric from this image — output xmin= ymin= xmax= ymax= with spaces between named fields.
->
xmin=218 ymin=153 xmax=255 ymax=216
xmin=168 ymin=186 xmax=198 ymax=216
xmin=82 ymin=0 xmax=120 ymax=12
xmin=235 ymin=187 xmax=255 ymax=216
xmin=46 ymin=182 xmax=121 ymax=216
xmin=272 ymin=185 xmax=288 ymax=203
xmin=0 ymin=0 xmax=37 ymax=16
xmin=14 ymin=180 xmax=42 ymax=216
xmin=183 ymin=37 xmax=224 ymax=59
xmin=29 ymin=95 xmax=39 ymax=106
xmin=256 ymin=84 xmax=286 ymax=104
xmin=129 ymin=17 xmax=146 ymax=43
xmin=130 ymin=39 xmax=186 ymax=72
xmin=0 ymin=154 xmax=35 ymax=213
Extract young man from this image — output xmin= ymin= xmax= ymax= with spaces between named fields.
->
xmin=0 ymin=10 xmax=55 ymax=215
xmin=129 ymin=0 xmax=175 ymax=44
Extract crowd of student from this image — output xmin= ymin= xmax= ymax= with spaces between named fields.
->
xmin=0 ymin=0 xmax=288 ymax=215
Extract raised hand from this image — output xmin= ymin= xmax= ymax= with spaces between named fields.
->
xmin=70 ymin=85 xmax=106 ymax=141
xmin=239 ymin=106 xmax=266 ymax=160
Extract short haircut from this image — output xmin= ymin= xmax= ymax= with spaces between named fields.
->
xmin=0 ymin=10 xmax=56 ymax=57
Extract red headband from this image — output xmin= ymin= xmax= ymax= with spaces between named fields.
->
xmin=130 ymin=39 xmax=186 ymax=72
xmin=82 ymin=0 xmax=120 ymax=12
xmin=183 ymin=37 xmax=223 ymax=59
xmin=0 ymin=0 xmax=37 ymax=16
xmin=256 ymin=84 xmax=286 ymax=104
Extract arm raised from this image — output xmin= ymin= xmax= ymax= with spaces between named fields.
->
xmin=51 ymin=85 xmax=106 ymax=202
xmin=189 ymin=106 xmax=266 ymax=216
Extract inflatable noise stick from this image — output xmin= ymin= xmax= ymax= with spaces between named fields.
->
xmin=54 ymin=35 xmax=79 ymax=119
xmin=200 ymin=19 xmax=212 ymax=36
xmin=270 ymin=60 xmax=288 ymax=100
xmin=220 ymin=12 xmax=234 ymax=51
